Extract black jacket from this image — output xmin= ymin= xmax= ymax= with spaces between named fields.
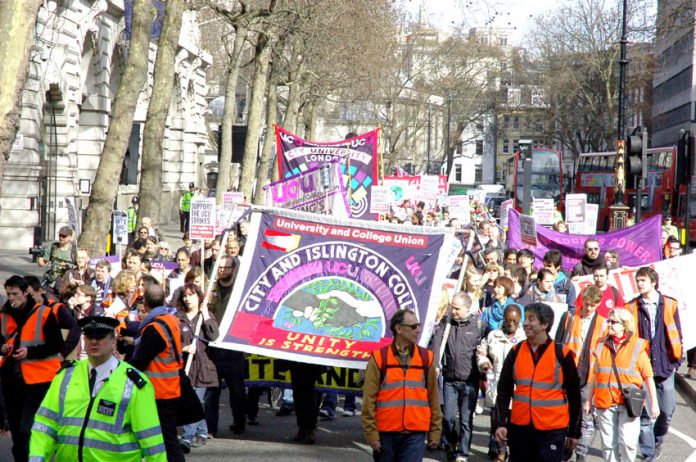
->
xmin=177 ymin=310 xmax=219 ymax=388
xmin=430 ymin=315 xmax=483 ymax=382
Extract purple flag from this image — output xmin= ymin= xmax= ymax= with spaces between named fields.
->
xmin=507 ymin=209 xmax=662 ymax=271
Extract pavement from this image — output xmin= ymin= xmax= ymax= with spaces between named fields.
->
xmin=676 ymin=363 xmax=696 ymax=406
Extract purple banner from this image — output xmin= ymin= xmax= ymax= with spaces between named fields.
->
xmin=507 ymin=209 xmax=662 ymax=271
xmin=212 ymin=208 xmax=457 ymax=368
xmin=275 ymin=126 xmax=379 ymax=221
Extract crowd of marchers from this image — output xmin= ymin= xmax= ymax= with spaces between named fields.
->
xmin=362 ymin=205 xmax=688 ymax=462
xmin=0 ymin=188 xmax=690 ymax=462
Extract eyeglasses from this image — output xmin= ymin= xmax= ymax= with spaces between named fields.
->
xmin=608 ymin=319 xmax=623 ymax=326
xmin=400 ymin=323 xmax=421 ymax=330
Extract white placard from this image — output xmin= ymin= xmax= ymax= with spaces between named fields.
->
xmin=112 ymin=211 xmax=129 ymax=244
xmin=565 ymin=194 xmax=587 ymax=224
xmin=420 ymin=175 xmax=440 ymax=201
xmin=531 ymin=198 xmax=556 ymax=225
xmin=585 ymin=204 xmax=598 ymax=233
xmin=500 ymin=199 xmax=514 ymax=230
xmin=447 ymin=195 xmax=471 ymax=225
xmin=189 ymin=198 xmax=216 ymax=240
xmin=370 ymin=185 xmax=390 ymax=214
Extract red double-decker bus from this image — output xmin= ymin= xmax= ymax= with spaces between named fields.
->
xmin=513 ymin=147 xmax=565 ymax=214
xmin=573 ymin=147 xmax=677 ymax=231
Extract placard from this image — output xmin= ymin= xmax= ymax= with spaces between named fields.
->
xmin=532 ymin=198 xmax=556 ymax=225
xmin=565 ymin=194 xmax=587 ymax=224
xmin=448 ymin=195 xmax=471 ymax=225
xmin=500 ymin=199 xmax=514 ymax=230
xmin=189 ymin=197 xmax=216 ymax=240
xmin=420 ymin=175 xmax=440 ymax=201
xmin=112 ymin=211 xmax=129 ymax=244
xmin=370 ymin=185 xmax=390 ymax=214
xmin=519 ymin=214 xmax=537 ymax=246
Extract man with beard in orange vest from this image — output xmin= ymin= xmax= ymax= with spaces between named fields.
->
xmin=361 ymin=309 xmax=441 ymax=462
xmin=495 ymin=303 xmax=582 ymax=462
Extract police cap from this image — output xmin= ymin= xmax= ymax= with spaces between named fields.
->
xmin=78 ymin=316 xmax=119 ymax=338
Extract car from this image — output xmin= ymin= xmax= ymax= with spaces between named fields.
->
xmin=485 ymin=194 xmax=508 ymax=218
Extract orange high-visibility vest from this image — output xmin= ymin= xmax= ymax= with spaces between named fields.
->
xmin=626 ymin=296 xmax=682 ymax=360
xmin=0 ymin=304 xmax=61 ymax=384
xmin=141 ymin=314 xmax=182 ymax=400
xmin=511 ymin=341 xmax=569 ymax=431
xmin=591 ymin=335 xmax=651 ymax=409
xmin=562 ymin=312 xmax=608 ymax=366
xmin=373 ymin=345 xmax=432 ymax=433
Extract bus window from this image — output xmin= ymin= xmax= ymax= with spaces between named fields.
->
xmin=579 ymin=157 xmax=588 ymax=172
xmin=589 ymin=157 xmax=597 ymax=172
xmin=598 ymin=156 xmax=608 ymax=171
xmin=608 ymin=155 xmax=616 ymax=170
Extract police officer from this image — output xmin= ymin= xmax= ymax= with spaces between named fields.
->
xmin=37 ymin=226 xmax=77 ymax=294
xmin=29 ymin=316 xmax=166 ymax=461
xmin=180 ymin=183 xmax=195 ymax=233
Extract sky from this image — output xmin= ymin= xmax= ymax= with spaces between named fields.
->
xmin=402 ymin=0 xmax=563 ymax=45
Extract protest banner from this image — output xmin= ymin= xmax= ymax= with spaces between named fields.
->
xmin=438 ymin=175 xmax=449 ymax=196
xmin=369 ymin=185 xmax=390 ymax=214
xmin=383 ymin=176 xmax=420 ymax=205
xmin=245 ymin=355 xmax=362 ymax=394
xmin=211 ymin=207 xmax=458 ymax=368
xmin=519 ymin=214 xmax=538 ymax=246
xmin=448 ymin=196 xmax=471 ymax=225
xmin=508 ymin=209 xmax=662 ymax=272
xmin=275 ymin=126 xmax=379 ymax=220
xmin=189 ymin=198 xmax=216 ymax=239
xmin=112 ymin=211 xmax=129 ymax=245
xmin=264 ymin=163 xmax=350 ymax=218
xmin=570 ymin=253 xmax=696 ymax=350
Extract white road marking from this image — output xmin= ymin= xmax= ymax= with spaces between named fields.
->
xmin=669 ymin=426 xmax=696 ymax=461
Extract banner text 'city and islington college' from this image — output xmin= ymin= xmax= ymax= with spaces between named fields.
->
xmin=275 ymin=126 xmax=379 ymax=221
xmin=211 ymin=207 xmax=459 ymax=369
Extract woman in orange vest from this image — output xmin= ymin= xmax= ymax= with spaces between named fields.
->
xmin=585 ymin=308 xmax=659 ymax=462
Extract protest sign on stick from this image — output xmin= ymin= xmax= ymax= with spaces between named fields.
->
xmin=189 ymin=198 xmax=216 ymax=240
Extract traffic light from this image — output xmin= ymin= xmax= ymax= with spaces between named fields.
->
xmin=625 ymin=128 xmax=645 ymax=187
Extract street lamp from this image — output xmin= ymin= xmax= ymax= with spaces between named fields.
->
xmin=610 ymin=0 xmax=630 ymax=229
xmin=427 ymin=102 xmax=431 ymax=174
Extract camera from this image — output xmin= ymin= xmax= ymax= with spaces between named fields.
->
xmin=28 ymin=245 xmax=44 ymax=262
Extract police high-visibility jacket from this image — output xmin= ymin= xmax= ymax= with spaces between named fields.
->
xmin=374 ymin=345 xmax=432 ymax=432
xmin=589 ymin=335 xmax=653 ymax=410
xmin=180 ymin=191 xmax=193 ymax=212
xmin=29 ymin=359 xmax=166 ymax=462
xmin=562 ymin=312 xmax=608 ymax=366
xmin=626 ymin=296 xmax=682 ymax=360
xmin=140 ymin=314 xmax=182 ymax=400
xmin=127 ymin=206 xmax=137 ymax=233
xmin=511 ymin=341 xmax=570 ymax=430
xmin=0 ymin=304 xmax=61 ymax=384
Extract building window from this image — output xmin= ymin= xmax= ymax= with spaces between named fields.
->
xmin=475 ymin=165 xmax=482 ymax=183
xmin=503 ymin=139 xmax=509 ymax=153
xmin=536 ymin=119 xmax=544 ymax=131
xmin=476 ymin=140 xmax=483 ymax=156
xmin=455 ymin=164 xmax=462 ymax=183
xmin=504 ymin=116 xmax=510 ymax=129
xmin=513 ymin=116 xmax=520 ymax=129
xmin=498 ymin=37 xmax=508 ymax=46
xmin=513 ymin=139 xmax=519 ymax=152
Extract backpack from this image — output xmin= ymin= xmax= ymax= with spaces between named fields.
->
xmin=377 ymin=344 xmax=432 ymax=388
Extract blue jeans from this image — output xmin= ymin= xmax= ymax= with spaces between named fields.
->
xmin=373 ymin=431 xmax=426 ymax=462
xmin=639 ymin=372 xmax=676 ymax=458
xmin=320 ymin=393 xmax=356 ymax=417
xmin=443 ymin=380 xmax=478 ymax=457
xmin=182 ymin=387 xmax=208 ymax=442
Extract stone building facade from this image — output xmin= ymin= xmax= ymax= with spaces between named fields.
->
xmin=3 ymin=0 xmax=211 ymax=250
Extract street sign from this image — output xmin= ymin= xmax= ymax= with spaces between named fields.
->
xmin=189 ymin=198 xmax=216 ymax=240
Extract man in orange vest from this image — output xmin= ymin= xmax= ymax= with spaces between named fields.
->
xmin=495 ymin=303 xmax=582 ymax=462
xmin=130 ymin=284 xmax=185 ymax=462
xmin=556 ymin=285 xmax=608 ymax=462
xmin=361 ymin=309 xmax=441 ymax=461
xmin=0 ymin=275 xmax=66 ymax=462
xmin=625 ymin=266 xmax=683 ymax=461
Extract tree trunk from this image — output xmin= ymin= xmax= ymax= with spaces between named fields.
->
xmin=215 ymin=23 xmax=247 ymax=204
xmin=253 ymin=71 xmax=278 ymax=204
xmin=0 ymin=0 xmax=43 ymax=189
xmin=78 ymin=0 xmax=153 ymax=256
xmin=305 ymin=100 xmax=318 ymax=140
xmin=273 ymin=63 xmax=303 ymax=182
xmin=239 ymin=34 xmax=272 ymax=200
xmin=138 ymin=0 xmax=185 ymax=226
